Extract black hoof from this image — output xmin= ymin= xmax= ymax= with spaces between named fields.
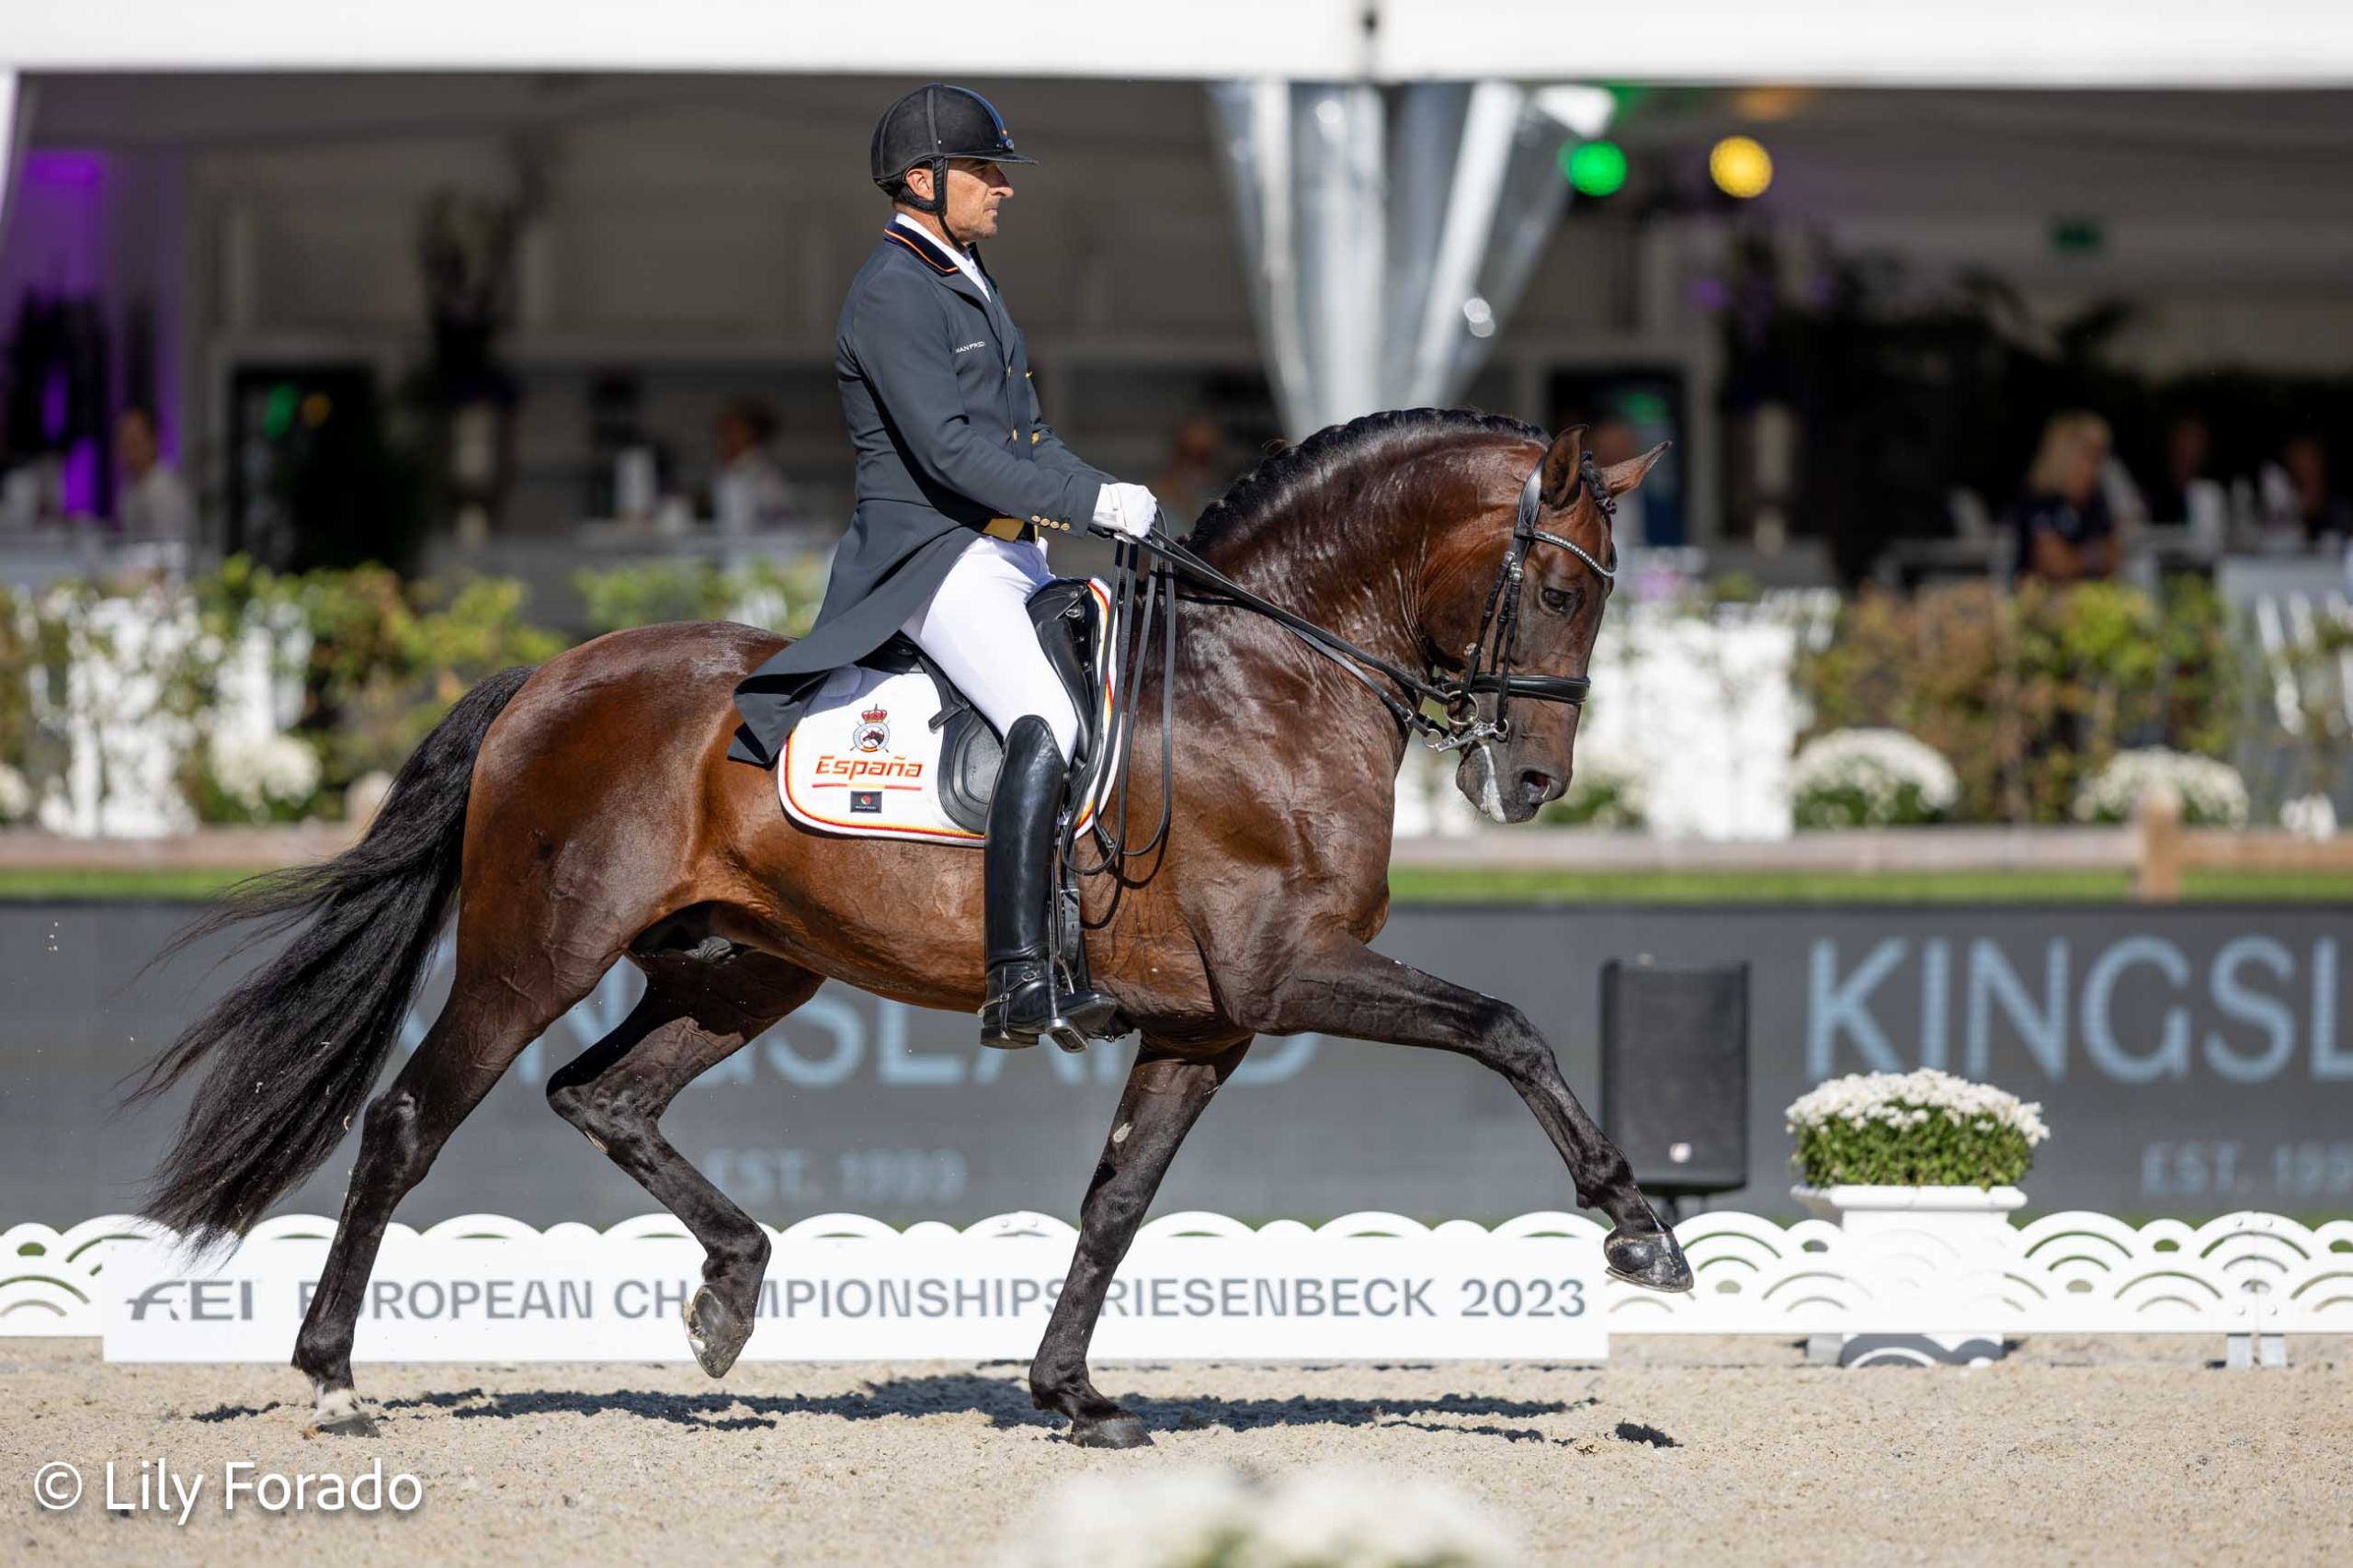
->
xmin=1605 ymin=1225 xmax=1695 ymax=1293
xmin=684 ymin=1286 xmax=753 ymax=1379
xmin=311 ymin=1410 xmax=380 ymax=1438
xmin=1068 ymin=1414 xmax=1153 ymax=1449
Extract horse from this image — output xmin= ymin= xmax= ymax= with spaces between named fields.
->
xmin=130 ymin=406 xmax=1690 ymax=1450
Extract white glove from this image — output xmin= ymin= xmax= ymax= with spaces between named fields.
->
xmin=1092 ymin=482 xmax=1160 ymax=540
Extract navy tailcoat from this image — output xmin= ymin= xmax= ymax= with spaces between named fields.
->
xmin=727 ymin=221 xmax=1110 ymax=766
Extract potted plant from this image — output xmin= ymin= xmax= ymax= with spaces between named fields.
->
xmin=1787 ymin=1068 xmax=2050 ymax=1365
xmin=1789 ymin=727 xmax=1961 ymax=829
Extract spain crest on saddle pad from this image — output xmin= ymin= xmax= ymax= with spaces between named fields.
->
xmin=779 ymin=578 xmax=1125 ymax=845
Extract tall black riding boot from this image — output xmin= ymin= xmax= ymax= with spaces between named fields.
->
xmin=979 ymin=715 xmax=1119 ymax=1051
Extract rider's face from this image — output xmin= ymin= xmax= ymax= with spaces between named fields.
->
xmin=940 ymin=158 xmax=1012 ymax=244
xmin=901 ymin=159 xmax=1011 ymax=246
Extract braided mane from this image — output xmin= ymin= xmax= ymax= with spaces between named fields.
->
xmin=1182 ymin=407 xmax=1544 ymax=557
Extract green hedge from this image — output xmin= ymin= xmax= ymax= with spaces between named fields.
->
xmin=1793 ymin=577 xmax=2238 ymax=824
xmin=0 ymin=553 xmax=825 ymax=824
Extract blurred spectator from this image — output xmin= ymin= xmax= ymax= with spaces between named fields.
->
xmin=2279 ymin=435 xmax=2350 ymax=548
xmin=113 ymin=404 xmax=194 ymax=545
xmin=2146 ymin=411 xmax=2230 ymax=551
xmin=0 ymin=453 xmax=63 ymax=532
xmin=2011 ymin=411 xmax=2119 ymax=583
xmin=1152 ymin=414 xmax=1226 ymax=528
xmin=2147 ymin=412 xmax=2210 ymax=523
xmin=710 ymin=397 xmax=794 ymax=536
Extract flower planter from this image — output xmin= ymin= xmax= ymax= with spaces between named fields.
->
xmin=1793 ymin=1184 xmax=2027 ymax=1367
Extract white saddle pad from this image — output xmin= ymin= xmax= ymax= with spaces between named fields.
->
xmin=779 ymin=578 xmax=1122 ymax=846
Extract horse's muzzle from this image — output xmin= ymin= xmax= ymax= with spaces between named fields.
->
xmin=1459 ymin=742 xmax=1559 ymax=824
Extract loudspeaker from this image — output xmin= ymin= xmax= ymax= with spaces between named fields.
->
xmin=1600 ymin=959 xmax=1750 ymax=1196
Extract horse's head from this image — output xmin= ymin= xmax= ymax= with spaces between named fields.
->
xmin=1428 ymin=426 xmax=1665 ymax=824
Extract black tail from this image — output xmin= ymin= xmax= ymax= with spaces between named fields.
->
xmin=126 ymin=665 xmax=537 ymax=1245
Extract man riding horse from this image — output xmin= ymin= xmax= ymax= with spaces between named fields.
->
xmin=131 ymin=83 xmax=1696 ymax=1449
xmin=729 ymin=84 xmax=1149 ymax=1051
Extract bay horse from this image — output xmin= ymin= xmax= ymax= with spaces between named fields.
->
xmin=131 ymin=407 xmax=1691 ymax=1449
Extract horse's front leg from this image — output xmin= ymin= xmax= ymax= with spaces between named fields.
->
xmin=1029 ymin=1040 xmax=1248 ymax=1449
xmin=1233 ymin=935 xmax=1693 ymax=1291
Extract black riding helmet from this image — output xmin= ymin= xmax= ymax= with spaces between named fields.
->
xmin=870 ymin=84 xmax=1035 ymax=216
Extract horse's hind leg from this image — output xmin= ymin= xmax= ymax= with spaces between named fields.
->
xmin=546 ymin=946 xmax=822 ymax=1377
xmin=293 ymin=964 xmax=603 ymax=1435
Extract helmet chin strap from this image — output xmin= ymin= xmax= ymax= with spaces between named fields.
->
xmin=908 ymin=157 xmax=949 ymax=217
xmin=918 ymin=89 xmax=947 ymax=214
xmin=900 ymin=184 xmax=978 ymax=253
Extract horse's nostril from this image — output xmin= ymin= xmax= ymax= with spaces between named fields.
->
xmin=1518 ymin=770 xmax=1556 ymax=804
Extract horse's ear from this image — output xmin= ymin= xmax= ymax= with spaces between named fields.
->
xmin=1602 ymin=440 xmax=1671 ymax=498
xmin=1539 ymin=425 xmax=1588 ymax=509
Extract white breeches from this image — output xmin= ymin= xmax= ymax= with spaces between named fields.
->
xmin=899 ymin=533 xmax=1080 ymax=761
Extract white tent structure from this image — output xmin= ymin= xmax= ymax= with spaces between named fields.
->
xmin=5 ymin=1 xmax=2352 ymax=564
xmin=11 ymin=1 xmax=2353 ymax=83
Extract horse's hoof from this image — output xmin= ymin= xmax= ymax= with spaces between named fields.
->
xmin=1605 ymin=1225 xmax=1695 ymax=1293
xmin=307 ymin=1386 xmax=379 ymax=1437
xmin=1069 ymin=1414 xmax=1153 ymax=1449
xmin=310 ymin=1409 xmax=380 ymax=1437
xmin=684 ymin=1286 xmax=752 ymax=1379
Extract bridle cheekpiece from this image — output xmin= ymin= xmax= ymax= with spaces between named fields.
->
xmin=1434 ymin=448 xmax=1618 ymax=751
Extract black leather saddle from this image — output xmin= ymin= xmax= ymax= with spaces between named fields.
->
xmin=858 ymin=578 xmax=1106 ymax=836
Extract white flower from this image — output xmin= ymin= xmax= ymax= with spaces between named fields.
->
xmin=1786 ymin=1068 xmax=2049 ymax=1146
xmin=2073 ymin=748 xmax=2247 ymax=828
xmin=995 ymin=1467 xmax=1253 ymax=1568
xmin=995 ymin=1465 xmax=1517 ymax=1568
xmin=0 ymin=763 xmax=30 ymax=825
xmin=208 ymin=731 xmax=321 ymax=815
xmin=1790 ymin=728 xmax=1959 ymax=826
xmin=1238 ymin=1469 xmax=1518 ymax=1568
xmin=2280 ymin=793 xmax=2338 ymax=839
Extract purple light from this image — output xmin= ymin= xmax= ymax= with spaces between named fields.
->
xmin=23 ymin=151 xmax=107 ymax=189
xmin=1688 ymin=276 xmax=1732 ymax=312
xmin=63 ymin=439 xmax=100 ymax=518
xmin=40 ymin=368 xmax=68 ymax=443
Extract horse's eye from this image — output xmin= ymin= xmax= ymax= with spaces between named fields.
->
xmin=1540 ymin=586 xmax=1578 ymax=616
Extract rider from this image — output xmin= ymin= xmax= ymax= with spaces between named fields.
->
xmin=729 ymin=84 xmax=1158 ymax=1049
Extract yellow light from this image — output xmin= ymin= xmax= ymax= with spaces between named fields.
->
xmin=1709 ymin=135 xmax=1773 ymax=199
xmin=300 ymin=392 xmax=333 ymax=427
xmin=1731 ymin=86 xmax=1811 ymax=123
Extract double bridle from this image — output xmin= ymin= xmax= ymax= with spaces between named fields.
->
xmin=1118 ymin=447 xmax=1615 ymax=752
xmin=1448 ymin=449 xmax=1620 ymax=751
xmin=1080 ymin=445 xmax=1617 ymax=885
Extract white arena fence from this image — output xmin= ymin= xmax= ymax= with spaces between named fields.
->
xmin=3 ymin=1210 xmax=2347 ymax=1367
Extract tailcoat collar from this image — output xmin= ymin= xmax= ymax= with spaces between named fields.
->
xmin=882 ymin=220 xmax=995 ymax=313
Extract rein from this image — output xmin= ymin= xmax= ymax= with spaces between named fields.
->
xmin=1076 ymin=447 xmax=1617 ymax=888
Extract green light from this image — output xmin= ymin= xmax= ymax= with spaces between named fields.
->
xmin=263 ymin=382 xmax=300 ymax=441
xmin=2050 ymin=218 xmax=2104 ymax=256
xmin=1561 ymin=140 xmax=1628 ymax=199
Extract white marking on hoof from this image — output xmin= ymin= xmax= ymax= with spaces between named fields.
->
xmin=313 ymin=1384 xmax=365 ymax=1425
xmin=682 ymin=1293 xmax=710 ymax=1359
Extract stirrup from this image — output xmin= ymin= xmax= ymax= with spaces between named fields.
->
xmin=980 ymin=960 xmax=1117 ymax=1052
